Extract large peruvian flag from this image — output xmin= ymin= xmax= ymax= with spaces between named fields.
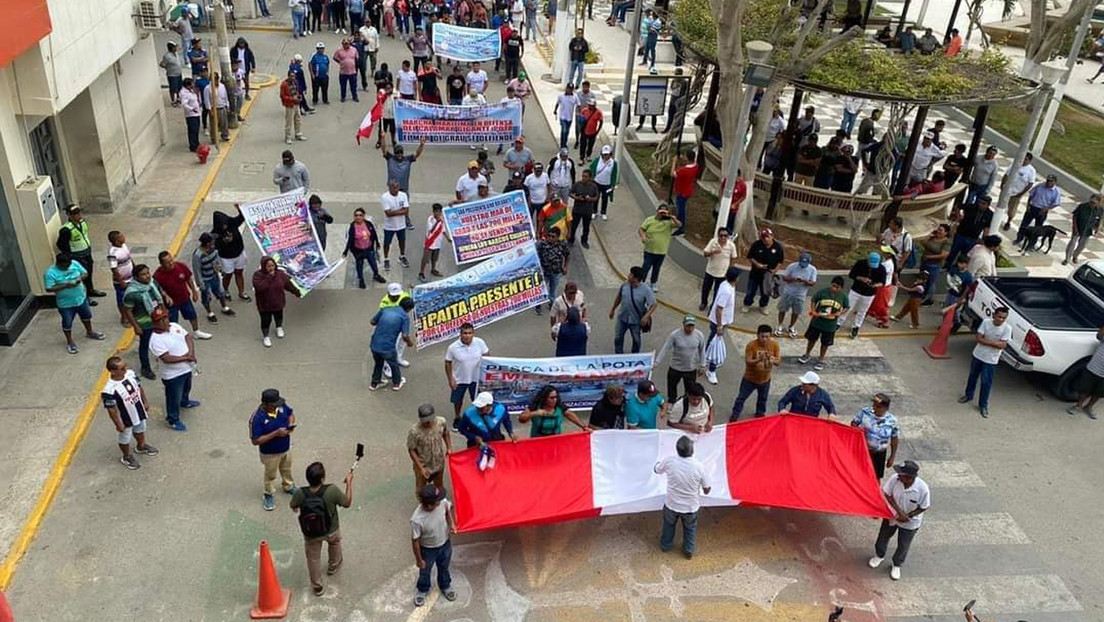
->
xmin=449 ymin=414 xmax=893 ymax=532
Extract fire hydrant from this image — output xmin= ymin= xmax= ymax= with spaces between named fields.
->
xmin=196 ymin=143 xmax=211 ymax=164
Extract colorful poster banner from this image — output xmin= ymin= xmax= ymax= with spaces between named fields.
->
xmin=413 ymin=243 xmax=546 ymax=349
xmin=478 ymin=354 xmax=655 ymax=413
xmin=239 ymin=189 xmax=344 ymax=293
xmin=394 ymin=99 xmax=522 ymax=145
xmin=444 ymin=190 xmax=535 ymax=265
xmin=431 ymin=23 xmax=502 ymax=62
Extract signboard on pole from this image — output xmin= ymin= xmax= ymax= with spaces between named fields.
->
xmin=634 ymin=76 xmax=668 ymax=117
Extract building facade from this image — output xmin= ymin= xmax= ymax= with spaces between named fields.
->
xmin=0 ymin=0 xmax=167 ymax=344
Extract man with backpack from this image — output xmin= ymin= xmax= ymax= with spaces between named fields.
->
xmin=290 ymin=461 xmax=355 ymax=596
xmin=249 ymin=388 xmax=299 ymax=511
xmin=667 ymin=382 xmax=714 ymax=434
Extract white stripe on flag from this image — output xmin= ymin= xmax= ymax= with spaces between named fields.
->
xmin=590 ymin=427 xmax=735 ymax=515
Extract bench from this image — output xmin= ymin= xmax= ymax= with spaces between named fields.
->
xmin=750 ymin=173 xmax=966 ymax=219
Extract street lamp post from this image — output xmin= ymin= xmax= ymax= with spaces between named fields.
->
xmin=1032 ymin=2 xmax=1095 ymax=155
xmin=615 ymin=1 xmax=646 ymax=177
xmin=713 ymin=40 xmax=774 ymax=237
xmin=993 ymin=61 xmax=1067 ymax=229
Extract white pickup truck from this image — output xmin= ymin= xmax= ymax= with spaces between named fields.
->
xmin=965 ymin=261 xmax=1104 ymax=401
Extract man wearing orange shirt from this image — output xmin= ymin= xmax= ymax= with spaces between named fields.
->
xmin=579 ymin=102 xmax=604 ymax=160
xmin=944 ymin=29 xmax=962 ymax=57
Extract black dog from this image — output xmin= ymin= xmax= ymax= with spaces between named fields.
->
xmin=1018 ymin=224 xmax=1066 ymax=254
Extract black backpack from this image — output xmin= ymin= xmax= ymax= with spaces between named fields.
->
xmin=297 ymin=485 xmax=332 ymax=538
xmin=678 ymin=393 xmax=712 ymax=423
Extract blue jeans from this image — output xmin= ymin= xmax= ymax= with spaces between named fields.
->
xmin=642 ymin=41 xmax=657 ymax=67
xmin=675 ymin=196 xmax=689 ymax=229
xmin=199 ymin=276 xmax=228 ymax=309
xmin=964 ymin=356 xmax=996 ymax=409
xmin=965 ymin=183 xmax=989 ymax=206
xmin=660 ymin=505 xmax=698 ymax=555
xmin=641 ymin=251 xmax=666 ymax=286
xmin=257 ymin=0 xmax=270 ymax=15
xmin=743 ymin=270 xmax=770 ymax=308
xmin=558 ymin=119 xmax=572 ymax=149
xmin=614 ymin=319 xmax=642 ymax=354
xmin=339 ymin=74 xmax=358 ymax=100
xmin=730 ymin=378 xmax=770 ymax=420
xmin=351 ymin=247 xmax=380 ymax=284
xmin=162 ymin=372 xmax=193 ymax=425
xmin=291 ymin=8 xmax=306 ymax=36
xmin=139 ymin=327 xmax=154 ymax=374
xmin=415 ymin=540 xmax=452 ymax=594
xmin=568 ymin=61 xmax=585 ymax=88
xmin=840 ymin=109 xmax=858 ymax=136
xmin=920 ymin=262 xmax=940 ymax=303
xmin=371 ymin=349 xmax=402 ymax=387
xmin=944 ymin=234 xmax=976 ymax=269
xmin=544 ymin=271 xmax=561 ymax=306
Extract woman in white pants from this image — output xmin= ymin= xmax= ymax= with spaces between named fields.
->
xmin=839 ymin=252 xmax=887 ymax=339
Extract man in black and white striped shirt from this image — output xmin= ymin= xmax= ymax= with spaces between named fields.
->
xmin=101 ymin=356 xmax=159 ymax=470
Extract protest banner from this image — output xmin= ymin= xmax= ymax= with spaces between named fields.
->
xmin=431 ymin=23 xmax=502 ymax=62
xmin=444 ymin=190 xmax=535 ymax=264
xmin=394 ymin=99 xmax=522 ymax=145
xmin=413 ymin=243 xmax=546 ymax=349
xmin=478 ymin=354 xmax=655 ymax=413
xmin=238 ymin=189 xmax=344 ymax=293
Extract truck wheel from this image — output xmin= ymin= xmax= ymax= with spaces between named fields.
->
xmin=1055 ymin=360 xmax=1089 ymax=402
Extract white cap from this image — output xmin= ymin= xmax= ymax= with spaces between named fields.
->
xmin=799 ymin=371 xmax=821 ymax=385
xmin=387 ymin=283 xmax=403 ymax=296
xmin=293 ymin=53 xmax=303 ymax=61
xmin=601 ymin=145 xmax=612 ymax=155
xmin=316 ymin=41 xmax=325 ymax=49
xmin=472 ymin=392 xmax=494 ymax=408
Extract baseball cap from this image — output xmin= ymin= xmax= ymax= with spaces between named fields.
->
xmin=387 ymin=282 xmax=403 ymax=296
xmin=511 ymin=170 xmax=523 ymax=179
xmin=868 ymin=251 xmax=881 ymax=268
xmin=760 ymin=227 xmax=773 ymax=237
xmin=514 ymin=136 xmax=525 ymax=143
xmin=261 ymin=388 xmax=286 ymax=406
xmin=682 ymin=315 xmax=696 ymax=325
xmin=799 ymin=371 xmax=821 ymax=385
xmin=316 ymin=42 xmax=325 ymax=48
xmin=559 ymin=147 xmax=569 ymax=156
xmin=418 ymin=403 xmax=436 ymax=420
xmin=894 ymin=460 xmax=920 ymax=476
xmin=65 ymin=205 xmax=82 ymax=214
xmin=601 ymin=145 xmax=612 ymax=155
xmin=293 ymin=53 xmax=303 ymax=61
xmin=472 ymin=392 xmax=494 ymax=408
xmin=419 ymin=484 xmax=446 ymax=504
xmin=467 ymin=160 xmax=480 ymax=168
xmin=477 ymin=179 xmax=489 ymax=187
xmin=150 ymin=306 xmax=169 ymax=322
xmin=1046 ymin=174 xmax=1057 ymax=181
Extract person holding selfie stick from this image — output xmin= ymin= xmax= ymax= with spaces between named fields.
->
xmin=291 ymin=460 xmax=355 ymax=596
xmin=250 ymin=388 xmax=299 ymax=512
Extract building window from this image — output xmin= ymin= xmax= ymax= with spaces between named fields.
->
xmin=0 ymin=182 xmax=32 ymax=331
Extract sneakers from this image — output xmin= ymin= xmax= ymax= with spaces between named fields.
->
xmin=399 ymin=359 xmax=411 ymax=367
xmin=313 ymin=585 xmax=325 ymax=596
xmin=284 ymin=485 xmax=299 ymax=496
xmin=813 ymin=362 xmax=824 ymax=371
xmin=442 ymin=588 xmax=457 ymax=601
xmin=207 ymin=312 xmax=218 ymax=323
xmin=296 ymin=134 xmax=308 ymax=141
xmin=774 ymin=326 xmax=785 ymax=337
xmin=181 ymin=399 xmax=201 ymax=409
xmin=327 ymin=558 xmax=343 ymax=575
xmin=134 ymin=444 xmax=159 ymax=455
xmin=194 ymin=330 xmax=213 ymax=340
xmin=373 ymin=274 xmax=387 ymax=283
xmin=368 ymin=383 xmax=381 ymax=391
xmin=276 ymin=327 xmax=285 ymax=338
xmin=169 ymin=420 xmax=188 ymax=432
xmin=601 ymin=214 xmax=608 ymax=221
xmin=957 ymin=395 xmax=971 ymax=404
xmin=393 ymin=378 xmax=407 ymax=391
xmin=418 ymin=273 xmax=427 ymax=282
xmin=741 ymin=306 xmax=751 ymax=314
xmin=263 ymin=336 xmax=273 ymax=347
xmin=850 ymin=326 xmax=859 ymax=339
xmin=120 ymin=455 xmax=140 ymax=470
xmin=383 ymin=259 xmax=391 ymax=271
xmin=652 ymin=284 xmax=660 ymax=293
xmin=787 ymin=327 xmax=797 ymax=338
xmin=66 ymin=343 xmax=79 ymax=355
xmin=262 ymin=494 xmax=276 ymax=511
xmin=399 ymin=256 xmax=411 ymax=268
xmin=797 ymin=354 xmax=811 ymax=364
xmin=758 ymin=307 xmax=769 ymax=316
xmin=414 ymin=593 xmax=427 ymax=607
xmin=534 ymin=305 xmax=542 ymax=315
xmin=359 ymin=279 xmax=368 ymax=289
xmin=86 ymin=331 xmax=106 ymax=340
xmin=979 ymin=407 xmax=989 ymax=419
xmin=705 ymin=370 xmax=718 ymax=385
xmin=1067 ymin=405 xmax=1081 ymax=416
xmin=868 ymin=556 xmax=883 ymax=568
xmin=890 ymin=565 xmax=901 ymax=580
xmin=239 ymin=292 xmax=252 ymax=301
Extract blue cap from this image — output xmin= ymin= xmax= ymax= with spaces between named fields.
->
xmin=868 ymin=251 xmax=881 ymax=268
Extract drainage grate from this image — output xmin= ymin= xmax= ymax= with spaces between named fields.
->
xmin=138 ymin=206 xmax=176 ymax=218
xmin=239 ymin=162 xmax=266 ymax=175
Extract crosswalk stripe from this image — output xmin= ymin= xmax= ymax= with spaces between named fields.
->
xmin=873 ymin=574 xmax=1081 ymax=617
xmin=205 ymin=189 xmax=459 ymax=205
xmin=829 ymin=512 xmax=1030 ymax=548
xmin=915 ymin=460 xmax=986 ymax=488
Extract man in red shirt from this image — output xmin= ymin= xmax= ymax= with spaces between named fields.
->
xmin=579 ymin=102 xmax=603 ymax=160
xmin=671 ymin=149 xmax=700 ymax=235
xmin=726 ymin=175 xmax=747 ymax=234
xmin=154 ymin=251 xmax=213 ymax=339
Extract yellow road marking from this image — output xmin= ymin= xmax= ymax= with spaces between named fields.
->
xmin=0 ymin=76 xmax=275 ymax=590
xmin=403 ymin=591 xmax=439 ymax=622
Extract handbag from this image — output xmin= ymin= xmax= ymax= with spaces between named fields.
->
xmin=627 ymin=284 xmax=651 ymax=333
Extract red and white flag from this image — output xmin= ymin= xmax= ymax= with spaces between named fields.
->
xmin=449 ymin=414 xmax=893 ymax=532
xmin=355 ymin=90 xmax=388 ymax=145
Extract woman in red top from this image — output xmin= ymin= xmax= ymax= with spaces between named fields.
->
xmin=342 ymin=208 xmax=386 ymax=288
xmin=579 ymin=102 xmax=603 ymax=160
xmin=252 ymin=256 xmax=302 ymax=347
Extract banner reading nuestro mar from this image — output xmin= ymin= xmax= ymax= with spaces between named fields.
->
xmin=413 ymin=243 xmax=546 ymax=349
xmin=479 ymin=354 xmax=655 ymax=413
xmin=239 ymin=189 xmax=344 ymax=293
xmin=431 ymin=23 xmax=502 ymax=62
xmin=394 ymin=99 xmax=522 ymax=145
xmin=444 ymin=190 xmax=534 ymax=264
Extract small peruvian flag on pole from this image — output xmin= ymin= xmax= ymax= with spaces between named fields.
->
xmin=355 ymin=90 xmax=388 ymax=145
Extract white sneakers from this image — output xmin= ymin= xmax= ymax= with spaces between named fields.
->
xmin=705 ymin=370 xmax=718 ymax=385
xmin=399 ymin=359 xmax=411 ymax=367
xmin=263 ymin=336 xmax=272 ymax=347
xmin=868 ymin=556 xmax=901 ymax=580
xmin=276 ymin=327 xmax=285 ymax=338
xmin=194 ymin=330 xmax=213 ymax=340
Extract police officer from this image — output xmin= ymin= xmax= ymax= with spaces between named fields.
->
xmin=56 ymin=205 xmax=107 ymax=304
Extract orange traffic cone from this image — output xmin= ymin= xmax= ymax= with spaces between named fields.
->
xmin=923 ymin=305 xmax=956 ymax=359
xmin=0 ymin=589 xmax=13 ymax=622
xmin=250 ymin=541 xmax=291 ymax=619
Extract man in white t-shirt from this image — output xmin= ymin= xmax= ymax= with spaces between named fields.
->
xmin=655 ymin=435 xmax=711 ymax=559
xmin=699 ymin=228 xmax=737 ymax=311
xmin=380 ymin=180 xmax=411 ymax=271
xmin=704 ymin=267 xmax=739 ymax=384
xmin=552 ymin=83 xmax=579 ymax=150
xmin=444 ymin=323 xmax=490 ymax=425
xmin=869 ymin=460 xmax=930 ymax=580
xmin=465 ymin=62 xmax=488 ymax=95
xmin=524 ymin=162 xmax=551 ymax=217
xmin=455 ymin=161 xmax=486 ymax=203
xmin=147 ymin=307 xmax=199 ymax=432
xmin=396 ymin=60 xmax=417 ymax=99
xmin=907 ymin=134 xmax=944 ymax=185
xmin=1001 ymin=153 xmax=1036 ymax=231
xmin=667 ymin=382 xmax=714 ymax=434
xmin=411 ymin=484 xmax=457 ymax=606
xmin=958 ymin=306 xmax=1011 ymax=419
